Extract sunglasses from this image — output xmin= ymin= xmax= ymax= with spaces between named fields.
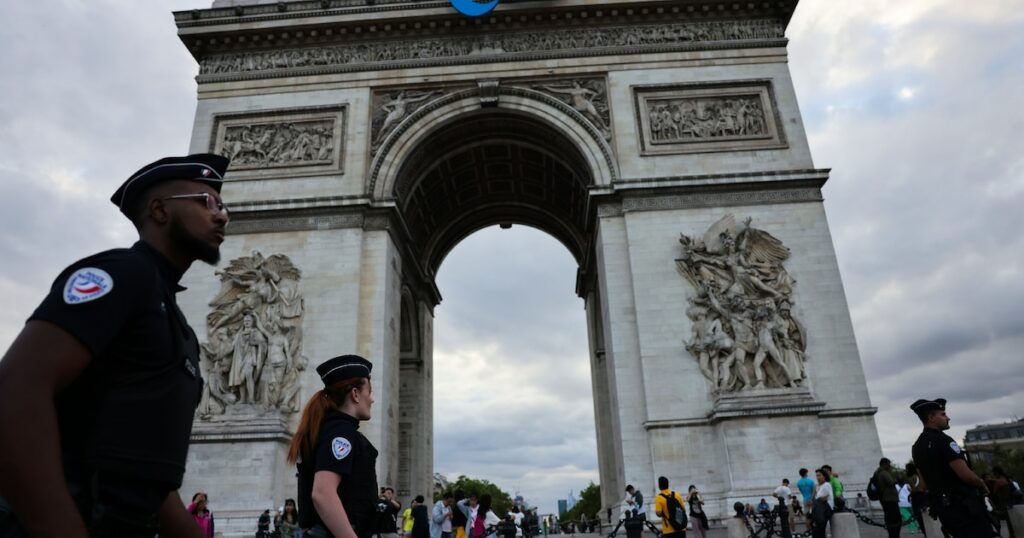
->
xmin=162 ymin=192 xmax=229 ymax=216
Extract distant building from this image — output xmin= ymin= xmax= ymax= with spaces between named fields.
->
xmin=558 ymin=500 xmax=568 ymax=516
xmin=964 ymin=418 xmax=1024 ymax=464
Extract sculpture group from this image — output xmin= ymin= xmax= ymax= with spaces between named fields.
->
xmin=220 ymin=121 xmax=335 ymax=169
xmin=676 ymin=215 xmax=807 ymax=392
xmin=648 ymin=95 xmax=767 ymax=142
xmin=197 ymin=251 xmax=308 ymax=419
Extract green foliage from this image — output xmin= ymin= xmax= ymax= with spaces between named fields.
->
xmin=435 ymin=475 xmax=514 ymax=516
xmin=971 ymin=446 xmax=1024 ymax=480
xmin=562 ymin=482 xmax=601 ymax=523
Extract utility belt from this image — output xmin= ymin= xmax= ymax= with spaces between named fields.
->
xmin=929 ymin=490 xmax=987 ymax=519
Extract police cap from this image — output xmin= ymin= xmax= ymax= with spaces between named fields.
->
xmin=317 ymin=354 xmax=372 ymax=387
xmin=110 ymin=153 xmax=230 ymax=217
xmin=910 ymin=398 xmax=946 ymax=417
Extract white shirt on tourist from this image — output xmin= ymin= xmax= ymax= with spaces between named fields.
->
xmin=816 ymin=482 xmax=834 ymax=510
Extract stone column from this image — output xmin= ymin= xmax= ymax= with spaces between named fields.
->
xmin=593 ymin=216 xmax=653 ymax=506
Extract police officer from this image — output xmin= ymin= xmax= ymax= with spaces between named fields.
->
xmin=288 ymin=355 xmax=378 ymax=538
xmin=0 ymin=154 xmax=230 ymax=536
xmin=910 ymin=398 xmax=996 ymax=537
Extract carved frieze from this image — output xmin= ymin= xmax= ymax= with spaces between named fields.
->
xmin=676 ymin=215 xmax=807 ymax=393
xmin=197 ymin=19 xmax=785 ymax=80
xmin=635 ymin=80 xmax=787 ymax=155
xmin=211 ymin=106 xmax=346 ymax=180
xmin=198 ymin=252 xmax=307 ymax=419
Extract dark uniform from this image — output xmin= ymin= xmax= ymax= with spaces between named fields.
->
xmin=911 ymin=398 xmax=995 ymax=538
xmin=298 ymin=355 xmax=379 ymax=538
xmin=0 ymin=154 xmax=227 ymax=535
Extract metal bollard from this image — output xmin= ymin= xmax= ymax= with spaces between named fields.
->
xmin=726 ymin=518 xmax=748 ymax=538
xmin=829 ymin=512 xmax=860 ymax=538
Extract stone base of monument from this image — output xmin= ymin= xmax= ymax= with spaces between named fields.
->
xmin=182 ymin=405 xmax=296 ymax=537
xmin=710 ymin=386 xmax=825 ymax=419
xmin=921 ymin=512 xmax=944 ymax=537
xmin=829 ymin=512 xmax=859 ymax=537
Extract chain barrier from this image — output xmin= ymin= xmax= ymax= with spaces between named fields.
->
xmin=738 ymin=507 xmax=814 ymax=538
xmin=844 ymin=506 xmax=916 ymax=529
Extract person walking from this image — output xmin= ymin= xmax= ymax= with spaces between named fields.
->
xmin=0 ymin=154 xmax=231 ymax=537
xmin=773 ymin=479 xmax=793 ymax=538
xmin=289 ymin=355 xmax=378 ymax=538
xmin=910 ymin=398 xmax=995 ymax=537
xmin=874 ymin=458 xmax=901 ymax=538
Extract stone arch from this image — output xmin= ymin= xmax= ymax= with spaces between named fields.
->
xmin=370 ymin=84 xmax=618 ymax=203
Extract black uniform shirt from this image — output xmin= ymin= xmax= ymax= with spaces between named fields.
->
xmin=29 ymin=241 xmax=203 ymax=495
xmin=298 ymin=410 xmax=379 ymax=533
xmin=912 ymin=427 xmax=969 ymax=496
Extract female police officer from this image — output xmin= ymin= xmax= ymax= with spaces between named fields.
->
xmin=288 ymin=355 xmax=378 ymax=538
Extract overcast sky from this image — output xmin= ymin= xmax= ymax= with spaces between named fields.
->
xmin=2 ymin=0 xmax=1022 ymax=516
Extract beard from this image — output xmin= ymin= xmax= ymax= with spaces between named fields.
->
xmin=169 ymin=214 xmax=221 ymax=265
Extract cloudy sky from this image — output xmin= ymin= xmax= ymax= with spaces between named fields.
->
xmin=2 ymin=0 xmax=1022 ymax=516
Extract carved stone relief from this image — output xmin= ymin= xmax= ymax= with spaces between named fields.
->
xmin=371 ymin=89 xmax=446 ymax=152
xmin=635 ymin=81 xmax=786 ymax=155
xmin=531 ymin=79 xmax=610 ymax=140
xmin=210 ymin=106 xmax=345 ymax=180
xmin=198 ymin=251 xmax=307 ymax=419
xmin=197 ymin=19 xmax=785 ymax=79
xmin=676 ymin=215 xmax=807 ymax=393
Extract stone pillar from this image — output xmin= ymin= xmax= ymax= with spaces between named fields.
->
xmin=593 ymin=217 xmax=653 ymax=502
xmin=829 ymin=512 xmax=860 ymax=538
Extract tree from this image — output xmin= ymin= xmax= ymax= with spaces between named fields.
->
xmin=563 ymin=482 xmax=601 ymax=525
xmin=435 ymin=475 xmax=515 ymax=516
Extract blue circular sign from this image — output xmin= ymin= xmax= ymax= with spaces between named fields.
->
xmin=450 ymin=0 xmax=500 ymax=17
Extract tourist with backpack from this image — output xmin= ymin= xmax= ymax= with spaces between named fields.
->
xmin=873 ymin=458 xmax=901 ymax=538
xmin=654 ymin=476 xmax=688 ymax=538
xmin=470 ymin=494 xmax=502 ymax=538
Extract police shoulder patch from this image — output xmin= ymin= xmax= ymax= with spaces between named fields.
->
xmin=63 ymin=267 xmax=114 ymax=305
xmin=950 ymin=441 xmax=961 ymax=454
xmin=332 ymin=437 xmax=352 ymax=460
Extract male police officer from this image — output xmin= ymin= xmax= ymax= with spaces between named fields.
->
xmin=910 ymin=398 xmax=995 ymax=537
xmin=0 ymin=154 xmax=230 ymax=537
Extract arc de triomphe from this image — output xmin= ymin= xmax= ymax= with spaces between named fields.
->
xmin=173 ymin=0 xmax=882 ymax=523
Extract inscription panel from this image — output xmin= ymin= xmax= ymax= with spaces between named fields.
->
xmin=634 ymin=80 xmax=787 ymax=155
xmin=210 ymin=106 xmax=346 ymax=180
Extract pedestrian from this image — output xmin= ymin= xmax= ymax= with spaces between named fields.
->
xmin=654 ymin=476 xmax=687 ymax=538
xmin=773 ymin=479 xmax=792 ymax=538
xmin=472 ymin=494 xmax=503 ymax=538
xmin=0 ymin=154 xmax=230 ymax=536
xmin=188 ymin=492 xmax=215 ymax=537
xmin=413 ymin=495 xmax=430 ymax=538
xmin=873 ymin=457 xmax=901 ymax=538
xmin=289 ymin=354 xmax=378 ymax=537
xmin=822 ymin=465 xmax=845 ymax=511
xmin=376 ymin=487 xmax=402 ymax=538
xmin=432 ymin=493 xmax=455 ymax=538
xmin=624 ymin=485 xmax=646 ymax=520
xmin=686 ymin=485 xmax=708 ymax=538
xmin=277 ymin=498 xmax=301 ymax=538
xmin=404 ymin=497 xmax=418 ymax=538
xmin=452 ymin=490 xmax=469 ymax=538
xmin=897 ymin=479 xmax=918 ymax=533
xmin=906 ymin=462 xmax=929 ymax=536
xmin=810 ymin=468 xmax=834 ymax=538
xmin=456 ymin=492 xmax=480 ymax=538
xmin=795 ymin=468 xmax=816 ymax=532
xmin=910 ymin=398 xmax=996 ymax=537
